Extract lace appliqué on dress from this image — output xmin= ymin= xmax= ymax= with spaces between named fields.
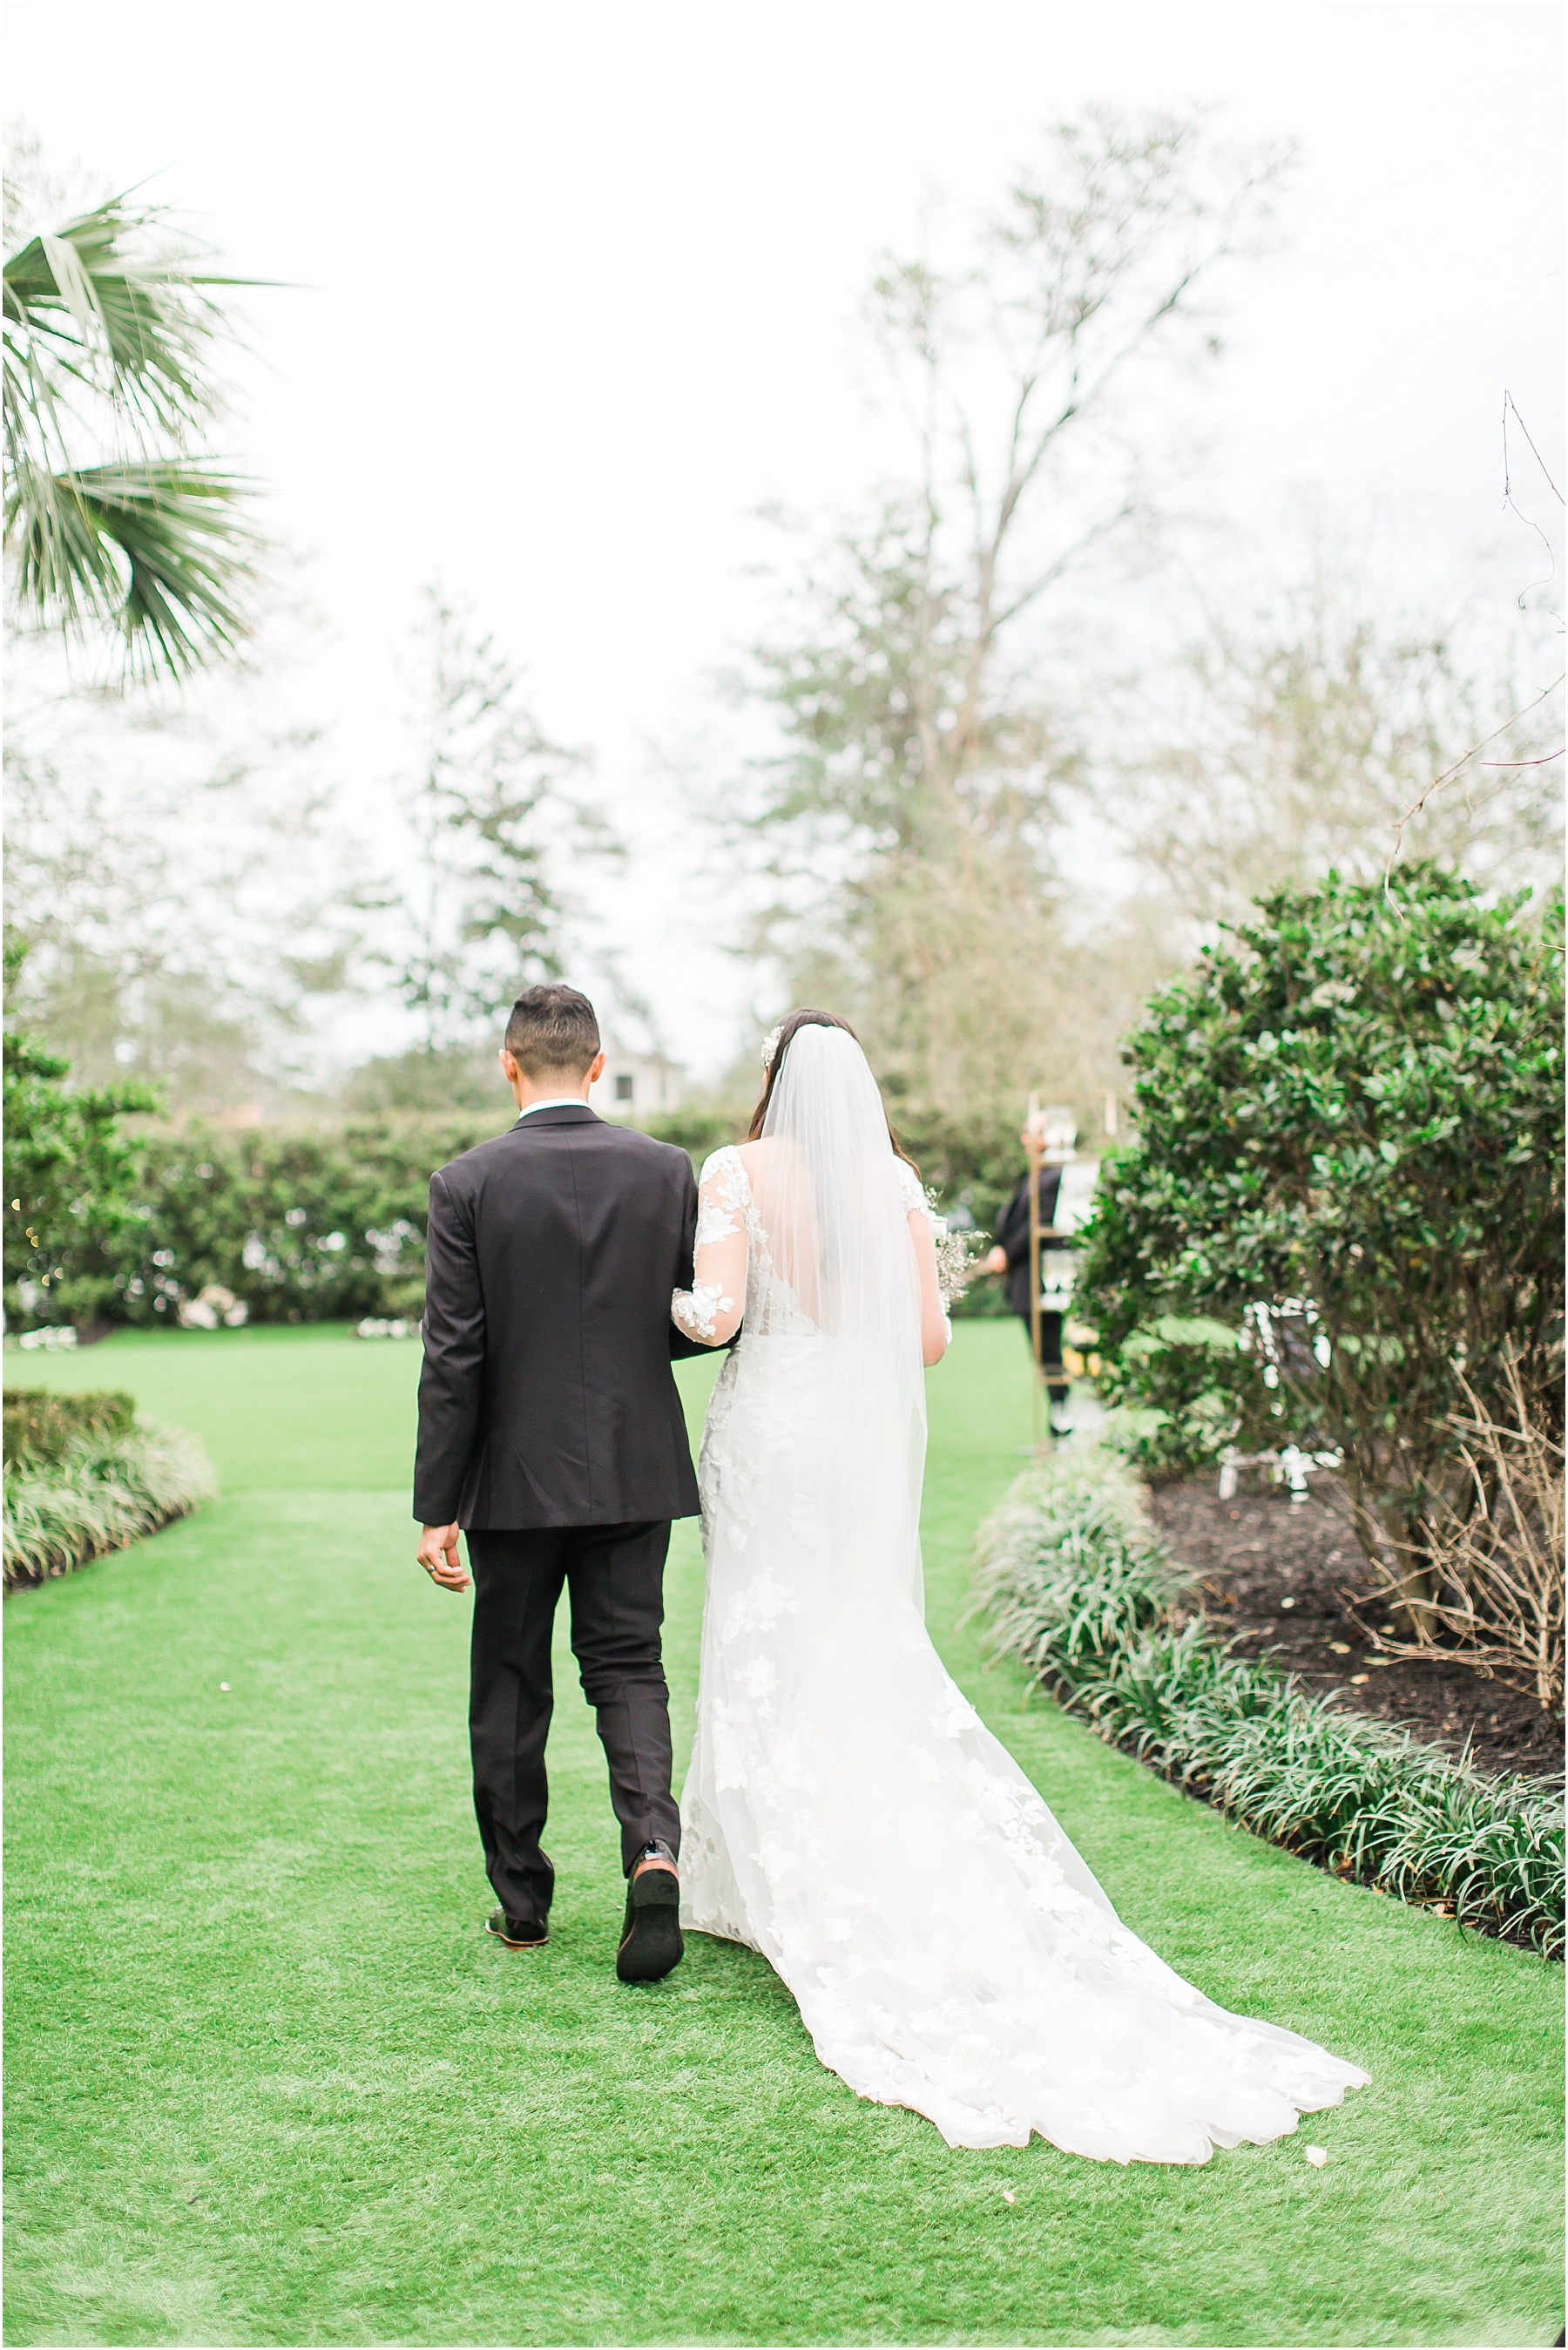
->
xmin=672 ymin=1278 xmax=736 ymax=1342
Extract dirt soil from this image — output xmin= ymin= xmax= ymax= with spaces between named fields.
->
xmin=1146 ymin=1475 xmax=1564 ymax=1785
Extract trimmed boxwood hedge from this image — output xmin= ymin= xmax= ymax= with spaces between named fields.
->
xmin=12 ymin=1101 xmax=1033 ymax=1333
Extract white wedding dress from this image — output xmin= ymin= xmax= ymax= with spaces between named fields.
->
xmin=672 ymin=1024 xmax=1368 ymax=2160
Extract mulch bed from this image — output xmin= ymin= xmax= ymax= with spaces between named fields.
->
xmin=1146 ymin=1475 xmax=1564 ymax=1785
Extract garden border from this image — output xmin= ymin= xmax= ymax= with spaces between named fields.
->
xmin=970 ymin=1441 xmax=1565 ymax=1957
xmin=4 ymin=1421 xmax=218 ymax=1590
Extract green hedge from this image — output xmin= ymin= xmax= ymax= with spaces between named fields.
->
xmin=99 ymin=1114 xmax=510 ymax=1327
xmin=10 ymin=1100 xmax=1035 ymax=1333
xmin=971 ymin=1441 xmax=1565 ymax=1956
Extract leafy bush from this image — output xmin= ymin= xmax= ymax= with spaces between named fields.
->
xmin=4 ymin=1418 xmax=217 ymax=1588
xmin=3 ymin=938 xmax=159 ymax=1331
xmin=3 ymin=1387 xmax=136 ymax=1466
xmin=1082 ymin=867 xmax=1565 ymax=1607
xmin=1093 ymin=1313 xmax=1250 ymax=1478
xmin=972 ymin=1441 xmax=1565 ymax=1956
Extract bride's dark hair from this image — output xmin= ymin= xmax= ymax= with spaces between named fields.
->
xmin=747 ymin=1009 xmax=919 ymax=1173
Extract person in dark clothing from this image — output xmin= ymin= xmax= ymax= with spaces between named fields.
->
xmin=984 ymin=1154 xmax=1071 ymax=1415
xmin=414 ymin=983 xmax=708 ymax=1983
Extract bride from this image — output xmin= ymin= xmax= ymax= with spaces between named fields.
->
xmin=670 ymin=1010 xmax=1368 ymax=2162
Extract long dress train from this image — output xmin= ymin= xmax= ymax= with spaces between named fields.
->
xmin=674 ymin=1029 xmax=1368 ymax=2160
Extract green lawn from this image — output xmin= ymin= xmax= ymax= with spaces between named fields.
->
xmin=5 ymin=1323 xmax=1562 ymax=2349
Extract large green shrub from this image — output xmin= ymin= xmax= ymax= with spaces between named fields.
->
xmin=1082 ymin=866 xmax=1565 ymax=1591
xmin=3 ymin=940 xmax=159 ymax=1331
xmin=96 ymin=1108 xmax=735 ymax=1328
xmin=1094 ymin=1313 xmax=1254 ymax=1480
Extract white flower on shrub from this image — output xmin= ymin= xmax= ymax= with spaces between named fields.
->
xmin=315 ymin=1232 xmax=347 ymax=1253
xmin=179 ymin=1284 xmax=249 ymax=1330
xmin=241 ymin=1233 xmax=282 ymax=1279
xmin=365 ymin=1219 xmax=416 ymax=1276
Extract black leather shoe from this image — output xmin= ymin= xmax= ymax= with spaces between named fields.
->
xmin=486 ymin=1907 xmax=549 ymax=1951
xmin=617 ymin=1850 xmax=683 ymax=1984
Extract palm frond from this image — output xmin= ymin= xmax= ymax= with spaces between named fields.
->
xmin=3 ymin=189 xmax=267 ymax=676
xmin=4 ymin=193 xmax=248 ymax=434
xmin=6 ymin=457 xmax=260 ymax=679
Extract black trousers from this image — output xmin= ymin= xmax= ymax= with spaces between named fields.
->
xmin=1017 ymin=1310 xmax=1070 ymax=1403
xmin=466 ymin=1520 xmax=679 ymax=1925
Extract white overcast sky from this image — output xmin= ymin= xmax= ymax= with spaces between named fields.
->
xmin=7 ymin=0 xmax=1565 ymax=1079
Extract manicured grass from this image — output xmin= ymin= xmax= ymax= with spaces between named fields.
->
xmin=5 ymin=1324 xmax=1563 ymax=2347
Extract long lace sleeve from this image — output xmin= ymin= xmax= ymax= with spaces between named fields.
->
xmin=672 ymin=1148 xmax=748 ymax=1345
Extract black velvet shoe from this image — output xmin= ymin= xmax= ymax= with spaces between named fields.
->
xmin=616 ymin=1851 xmax=683 ymax=1984
xmin=486 ymin=1907 xmax=549 ymax=1951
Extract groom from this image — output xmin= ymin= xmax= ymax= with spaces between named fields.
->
xmin=413 ymin=983 xmax=703 ymax=1983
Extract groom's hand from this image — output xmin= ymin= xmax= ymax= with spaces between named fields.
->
xmin=417 ymin=1522 xmax=470 ymax=1591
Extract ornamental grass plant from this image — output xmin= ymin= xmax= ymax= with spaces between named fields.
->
xmin=3 ymin=1391 xmax=215 ymax=1588
xmin=972 ymin=1439 xmax=1565 ymax=1956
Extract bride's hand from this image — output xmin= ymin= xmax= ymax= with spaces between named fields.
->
xmin=417 ymin=1522 xmax=470 ymax=1590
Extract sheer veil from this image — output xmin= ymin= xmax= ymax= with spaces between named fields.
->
xmin=747 ymin=1021 xmax=927 ymax=1617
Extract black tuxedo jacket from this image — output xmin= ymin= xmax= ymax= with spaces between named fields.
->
xmin=993 ymin=1165 xmax=1064 ymax=1321
xmin=413 ymin=1105 xmax=705 ymax=1530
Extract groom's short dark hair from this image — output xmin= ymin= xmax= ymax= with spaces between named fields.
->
xmin=505 ymin=984 xmax=601 ymax=1076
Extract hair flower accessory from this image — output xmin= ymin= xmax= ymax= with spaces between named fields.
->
xmin=760 ymin=1022 xmax=784 ymax=1068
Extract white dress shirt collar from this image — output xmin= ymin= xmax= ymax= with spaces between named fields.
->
xmin=515 ymin=1094 xmax=593 ymax=1121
